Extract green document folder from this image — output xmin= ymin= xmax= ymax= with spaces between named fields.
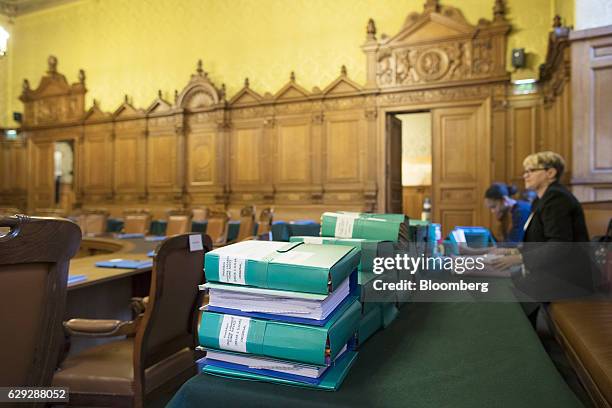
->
xmin=202 ymin=350 xmax=358 ymax=391
xmin=199 ymin=298 xmax=361 ymax=366
xmin=320 ymin=212 xmax=403 ymax=241
xmin=289 ymin=236 xmax=383 ymax=279
xmin=204 ymin=241 xmax=360 ymax=295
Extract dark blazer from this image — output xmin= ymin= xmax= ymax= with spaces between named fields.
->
xmin=523 ymin=182 xmax=589 ymax=243
xmin=518 ymin=182 xmax=593 ymax=299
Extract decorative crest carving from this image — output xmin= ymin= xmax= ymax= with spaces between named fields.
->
xmin=366 ymin=19 xmax=377 ymax=40
xmin=369 ymin=1 xmax=510 ymax=89
xmin=19 ymin=56 xmax=86 ymax=127
xmin=175 ymin=60 xmax=222 ymax=110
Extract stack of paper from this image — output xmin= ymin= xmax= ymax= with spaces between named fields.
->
xmin=197 ymin=240 xmax=361 ymax=390
xmin=202 ymin=277 xmax=350 ymax=323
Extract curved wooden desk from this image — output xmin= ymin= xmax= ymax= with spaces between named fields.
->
xmin=68 ymin=237 xmax=153 ymax=290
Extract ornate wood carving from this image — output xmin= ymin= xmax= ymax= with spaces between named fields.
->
xmin=20 ymin=56 xmax=86 ymax=127
xmin=368 ymin=1 xmax=509 ymax=90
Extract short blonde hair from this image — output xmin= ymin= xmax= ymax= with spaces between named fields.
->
xmin=523 ymin=151 xmax=565 ymax=180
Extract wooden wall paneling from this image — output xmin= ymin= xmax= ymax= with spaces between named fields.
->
xmin=112 ymin=101 xmax=147 ymax=205
xmin=432 ymin=101 xmax=490 ymax=236
xmin=322 ymin=109 xmax=369 ymax=208
xmin=539 ymin=19 xmax=572 ymax=184
xmin=571 ymin=25 xmax=612 ymax=201
xmin=229 ymin=117 xmax=269 ymax=206
xmin=507 ymin=95 xmax=540 ymax=189
xmin=185 ymin=110 xmax=227 ymax=206
xmin=0 ymin=137 xmax=28 ymax=208
xmin=82 ymin=104 xmax=114 ymax=203
xmin=491 ymin=100 xmax=508 ymax=184
xmin=145 ymin=95 xmax=184 ymax=205
xmin=273 ymin=114 xmax=314 ymax=204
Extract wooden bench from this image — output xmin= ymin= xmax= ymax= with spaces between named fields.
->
xmin=549 ymin=301 xmax=612 ymax=408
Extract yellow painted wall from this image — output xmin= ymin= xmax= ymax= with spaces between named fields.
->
xmin=3 ymin=0 xmax=564 ymax=127
xmin=0 ymin=13 xmax=14 ymax=127
xmin=553 ymin=0 xmax=575 ymax=27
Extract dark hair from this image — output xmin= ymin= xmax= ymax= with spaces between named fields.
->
xmin=485 ymin=183 xmax=517 ymax=200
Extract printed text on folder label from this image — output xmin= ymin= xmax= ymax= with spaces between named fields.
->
xmin=219 ymin=256 xmax=247 ymax=284
xmin=219 ymin=315 xmax=250 ymax=353
xmin=334 ymin=214 xmax=358 ymax=238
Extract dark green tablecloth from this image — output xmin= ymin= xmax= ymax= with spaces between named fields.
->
xmin=168 ymin=301 xmax=582 ymax=408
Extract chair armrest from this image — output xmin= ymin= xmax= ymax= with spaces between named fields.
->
xmin=131 ymin=296 xmax=149 ymax=315
xmin=64 ymin=316 xmax=141 ymax=338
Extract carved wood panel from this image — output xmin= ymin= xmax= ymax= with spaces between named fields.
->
xmin=82 ymin=123 xmax=113 ymax=198
xmin=508 ymin=97 xmax=539 ymax=188
xmin=113 ymin=119 xmax=147 ymax=200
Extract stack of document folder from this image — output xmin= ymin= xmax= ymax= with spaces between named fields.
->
xmin=198 ymin=240 xmax=362 ymax=390
xmin=290 ymin=235 xmax=400 ymax=346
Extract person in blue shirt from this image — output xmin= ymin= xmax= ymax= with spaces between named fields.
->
xmin=484 ymin=183 xmax=532 ymax=244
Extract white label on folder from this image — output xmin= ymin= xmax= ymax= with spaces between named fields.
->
xmin=301 ymin=236 xmax=324 ymax=244
xmin=273 ymin=251 xmax=314 ymax=265
xmin=219 ymin=315 xmax=250 ymax=353
xmin=189 ymin=234 xmax=204 ymax=252
xmin=219 ymin=256 xmax=247 ymax=284
xmin=452 ymin=229 xmax=466 ymax=243
xmin=334 ymin=214 xmax=358 ymax=238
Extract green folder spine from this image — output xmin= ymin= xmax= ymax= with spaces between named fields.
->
xmin=320 ymin=213 xmax=401 ymax=241
xmin=199 ymin=298 xmax=361 ymax=366
xmin=205 ymin=241 xmax=360 ymax=295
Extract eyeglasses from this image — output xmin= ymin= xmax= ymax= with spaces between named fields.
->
xmin=522 ymin=167 xmax=548 ymax=176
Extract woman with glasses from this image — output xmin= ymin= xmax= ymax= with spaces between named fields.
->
xmin=484 ymin=183 xmax=531 ymax=244
xmin=491 ymin=152 xmax=592 ymax=303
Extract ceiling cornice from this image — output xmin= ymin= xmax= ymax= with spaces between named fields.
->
xmin=0 ymin=0 xmax=80 ymax=17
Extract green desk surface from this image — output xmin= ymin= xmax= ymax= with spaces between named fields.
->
xmin=168 ymin=301 xmax=582 ymax=408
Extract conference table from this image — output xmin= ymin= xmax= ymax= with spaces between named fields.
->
xmin=168 ymin=293 xmax=583 ymax=408
xmin=65 ymin=236 xmax=157 ymax=354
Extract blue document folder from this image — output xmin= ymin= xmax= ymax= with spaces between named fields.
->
xmin=202 ymin=350 xmax=357 ymax=391
xmin=115 ymin=233 xmax=145 ymax=239
xmin=145 ymin=235 xmax=166 ymax=242
xmin=147 ymin=250 xmax=155 ymax=257
xmin=95 ymin=259 xmax=153 ymax=269
xmin=68 ymin=274 xmax=87 ymax=285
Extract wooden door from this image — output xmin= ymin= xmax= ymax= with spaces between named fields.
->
xmin=432 ymin=102 xmax=490 ymax=236
xmin=385 ymin=114 xmax=403 ymax=213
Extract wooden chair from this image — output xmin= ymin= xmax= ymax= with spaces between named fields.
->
xmin=83 ymin=209 xmax=109 ymax=236
xmin=257 ymin=207 xmax=274 ymax=240
xmin=123 ymin=210 xmax=151 ymax=235
xmin=166 ymin=211 xmax=192 ymax=237
xmin=0 ymin=215 xmax=81 ymax=387
xmin=233 ymin=205 xmax=256 ymax=242
xmin=53 ymin=233 xmax=213 ymax=407
xmin=582 ymin=200 xmax=612 ymax=239
xmin=191 ymin=207 xmax=209 ymax=222
xmin=206 ymin=210 xmax=230 ymax=247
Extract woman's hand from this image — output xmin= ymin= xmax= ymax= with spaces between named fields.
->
xmin=490 ymin=254 xmax=522 ymax=270
xmin=489 ymin=247 xmax=514 ymax=256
